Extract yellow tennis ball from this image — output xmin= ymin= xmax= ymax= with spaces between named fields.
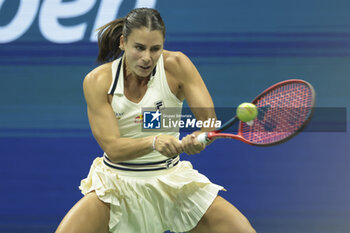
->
xmin=236 ymin=102 xmax=258 ymax=122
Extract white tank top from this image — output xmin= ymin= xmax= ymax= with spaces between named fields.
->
xmin=105 ymin=54 xmax=183 ymax=163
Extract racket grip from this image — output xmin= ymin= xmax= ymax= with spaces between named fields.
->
xmin=197 ymin=132 xmax=210 ymax=144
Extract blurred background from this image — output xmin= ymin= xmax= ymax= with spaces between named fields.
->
xmin=0 ymin=0 xmax=349 ymax=232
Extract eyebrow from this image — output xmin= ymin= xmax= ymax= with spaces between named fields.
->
xmin=134 ymin=42 xmax=162 ymax=48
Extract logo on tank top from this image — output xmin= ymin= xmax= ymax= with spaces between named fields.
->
xmin=155 ymin=100 xmax=165 ymax=110
xmin=115 ymin=112 xmax=124 ymax=120
xmin=134 ymin=114 xmax=143 ymax=123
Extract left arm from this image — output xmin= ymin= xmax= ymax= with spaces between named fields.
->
xmin=165 ymin=51 xmax=216 ymax=154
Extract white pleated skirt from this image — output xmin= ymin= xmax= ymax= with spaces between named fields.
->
xmin=79 ymin=157 xmax=224 ymax=233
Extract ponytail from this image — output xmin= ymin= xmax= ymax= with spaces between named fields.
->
xmin=96 ymin=18 xmax=125 ymax=63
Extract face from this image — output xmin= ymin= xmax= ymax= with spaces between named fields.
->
xmin=120 ymin=27 xmax=164 ymax=78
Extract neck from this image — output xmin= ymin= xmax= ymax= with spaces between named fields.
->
xmin=124 ymin=59 xmax=151 ymax=86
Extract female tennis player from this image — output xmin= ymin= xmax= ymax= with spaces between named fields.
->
xmin=55 ymin=8 xmax=256 ymax=233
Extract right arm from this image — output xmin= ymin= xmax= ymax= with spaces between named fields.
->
xmin=83 ymin=66 xmax=181 ymax=162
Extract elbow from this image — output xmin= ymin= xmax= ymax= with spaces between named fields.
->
xmin=103 ymin=143 xmax=123 ymax=163
xmin=96 ymin=137 xmax=123 ymax=163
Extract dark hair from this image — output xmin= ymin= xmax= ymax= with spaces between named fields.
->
xmin=97 ymin=8 xmax=166 ymax=63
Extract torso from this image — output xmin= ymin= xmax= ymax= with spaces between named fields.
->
xmin=102 ymin=51 xmax=183 ymax=163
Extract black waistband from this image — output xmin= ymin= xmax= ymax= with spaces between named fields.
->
xmin=103 ymin=155 xmax=180 ymax=171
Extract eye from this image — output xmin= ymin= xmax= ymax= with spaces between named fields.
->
xmin=135 ymin=45 xmax=145 ymax=51
xmin=151 ymin=47 xmax=161 ymax=52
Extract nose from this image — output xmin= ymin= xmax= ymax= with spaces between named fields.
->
xmin=142 ymin=50 xmax=151 ymax=64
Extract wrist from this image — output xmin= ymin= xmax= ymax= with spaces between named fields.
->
xmin=152 ymin=135 xmax=158 ymax=151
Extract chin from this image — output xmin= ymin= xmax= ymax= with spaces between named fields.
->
xmin=134 ymin=72 xmax=147 ymax=78
xmin=136 ymin=69 xmax=152 ymax=78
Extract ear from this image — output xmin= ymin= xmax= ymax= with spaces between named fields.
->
xmin=119 ymin=35 xmax=125 ymax=50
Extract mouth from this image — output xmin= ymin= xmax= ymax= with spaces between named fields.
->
xmin=139 ymin=65 xmax=152 ymax=71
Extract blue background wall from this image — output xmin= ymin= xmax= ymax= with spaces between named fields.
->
xmin=0 ymin=0 xmax=349 ymax=232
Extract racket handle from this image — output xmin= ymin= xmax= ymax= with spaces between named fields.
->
xmin=197 ymin=132 xmax=210 ymax=144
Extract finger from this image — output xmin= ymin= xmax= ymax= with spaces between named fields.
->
xmin=193 ymin=144 xmax=205 ymax=154
xmin=172 ymin=139 xmax=184 ymax=154
xmin=155 ymin=135 xmax=177 ymax=156
xmin=184 ymin=138 xmax=198 ymax=155
xmin=181 ymin=135 xmax=193 ymax=154
xmin=189 ymin=134 xmax=200 ymax=149
xmin=192 ymin=139 xmax=205 ymax=152
xmin=158 ymin=141 xmax=174 ymax=157
xmin=180 ymin=135 xmax=189 ymax=146
xmin=186 ymin=135 xmax=205 ymax=154
xmin=159 ymin=146 xmax=172 ymax=157
xmin=192 ymin=134 xmax=204 ymax=146
xmin=166 ymin=142 xmax=181 ymax=156
xmin=192 ymin=134 xmax=206 ymax=147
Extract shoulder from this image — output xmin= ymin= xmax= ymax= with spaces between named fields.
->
xmin=163 ymin=50 xmax=190 ymax=73
xmin=163 ymin=50 xmax=196 ymax=84
xmin=83 ymin=62 xmax=113 ymax=95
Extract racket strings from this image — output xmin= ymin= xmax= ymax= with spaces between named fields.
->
xmin=241 ymin=82 xmax=313 ymax=144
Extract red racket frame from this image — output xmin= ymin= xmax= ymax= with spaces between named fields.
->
xmin=205 ymin=79 xmax=316 ymax=146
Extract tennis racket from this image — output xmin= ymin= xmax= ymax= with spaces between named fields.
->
xmin=197 ymin=79 xmax=316 ymax=146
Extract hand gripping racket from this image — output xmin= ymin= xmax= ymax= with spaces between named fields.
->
xmin=197 ymin=79 xmax=316 ymax=146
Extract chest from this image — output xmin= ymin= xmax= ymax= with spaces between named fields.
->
xmin=109 ymin=78 xmax=167 ymax=117
xmin=123 ymin=82 xmax=148 ymax=104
